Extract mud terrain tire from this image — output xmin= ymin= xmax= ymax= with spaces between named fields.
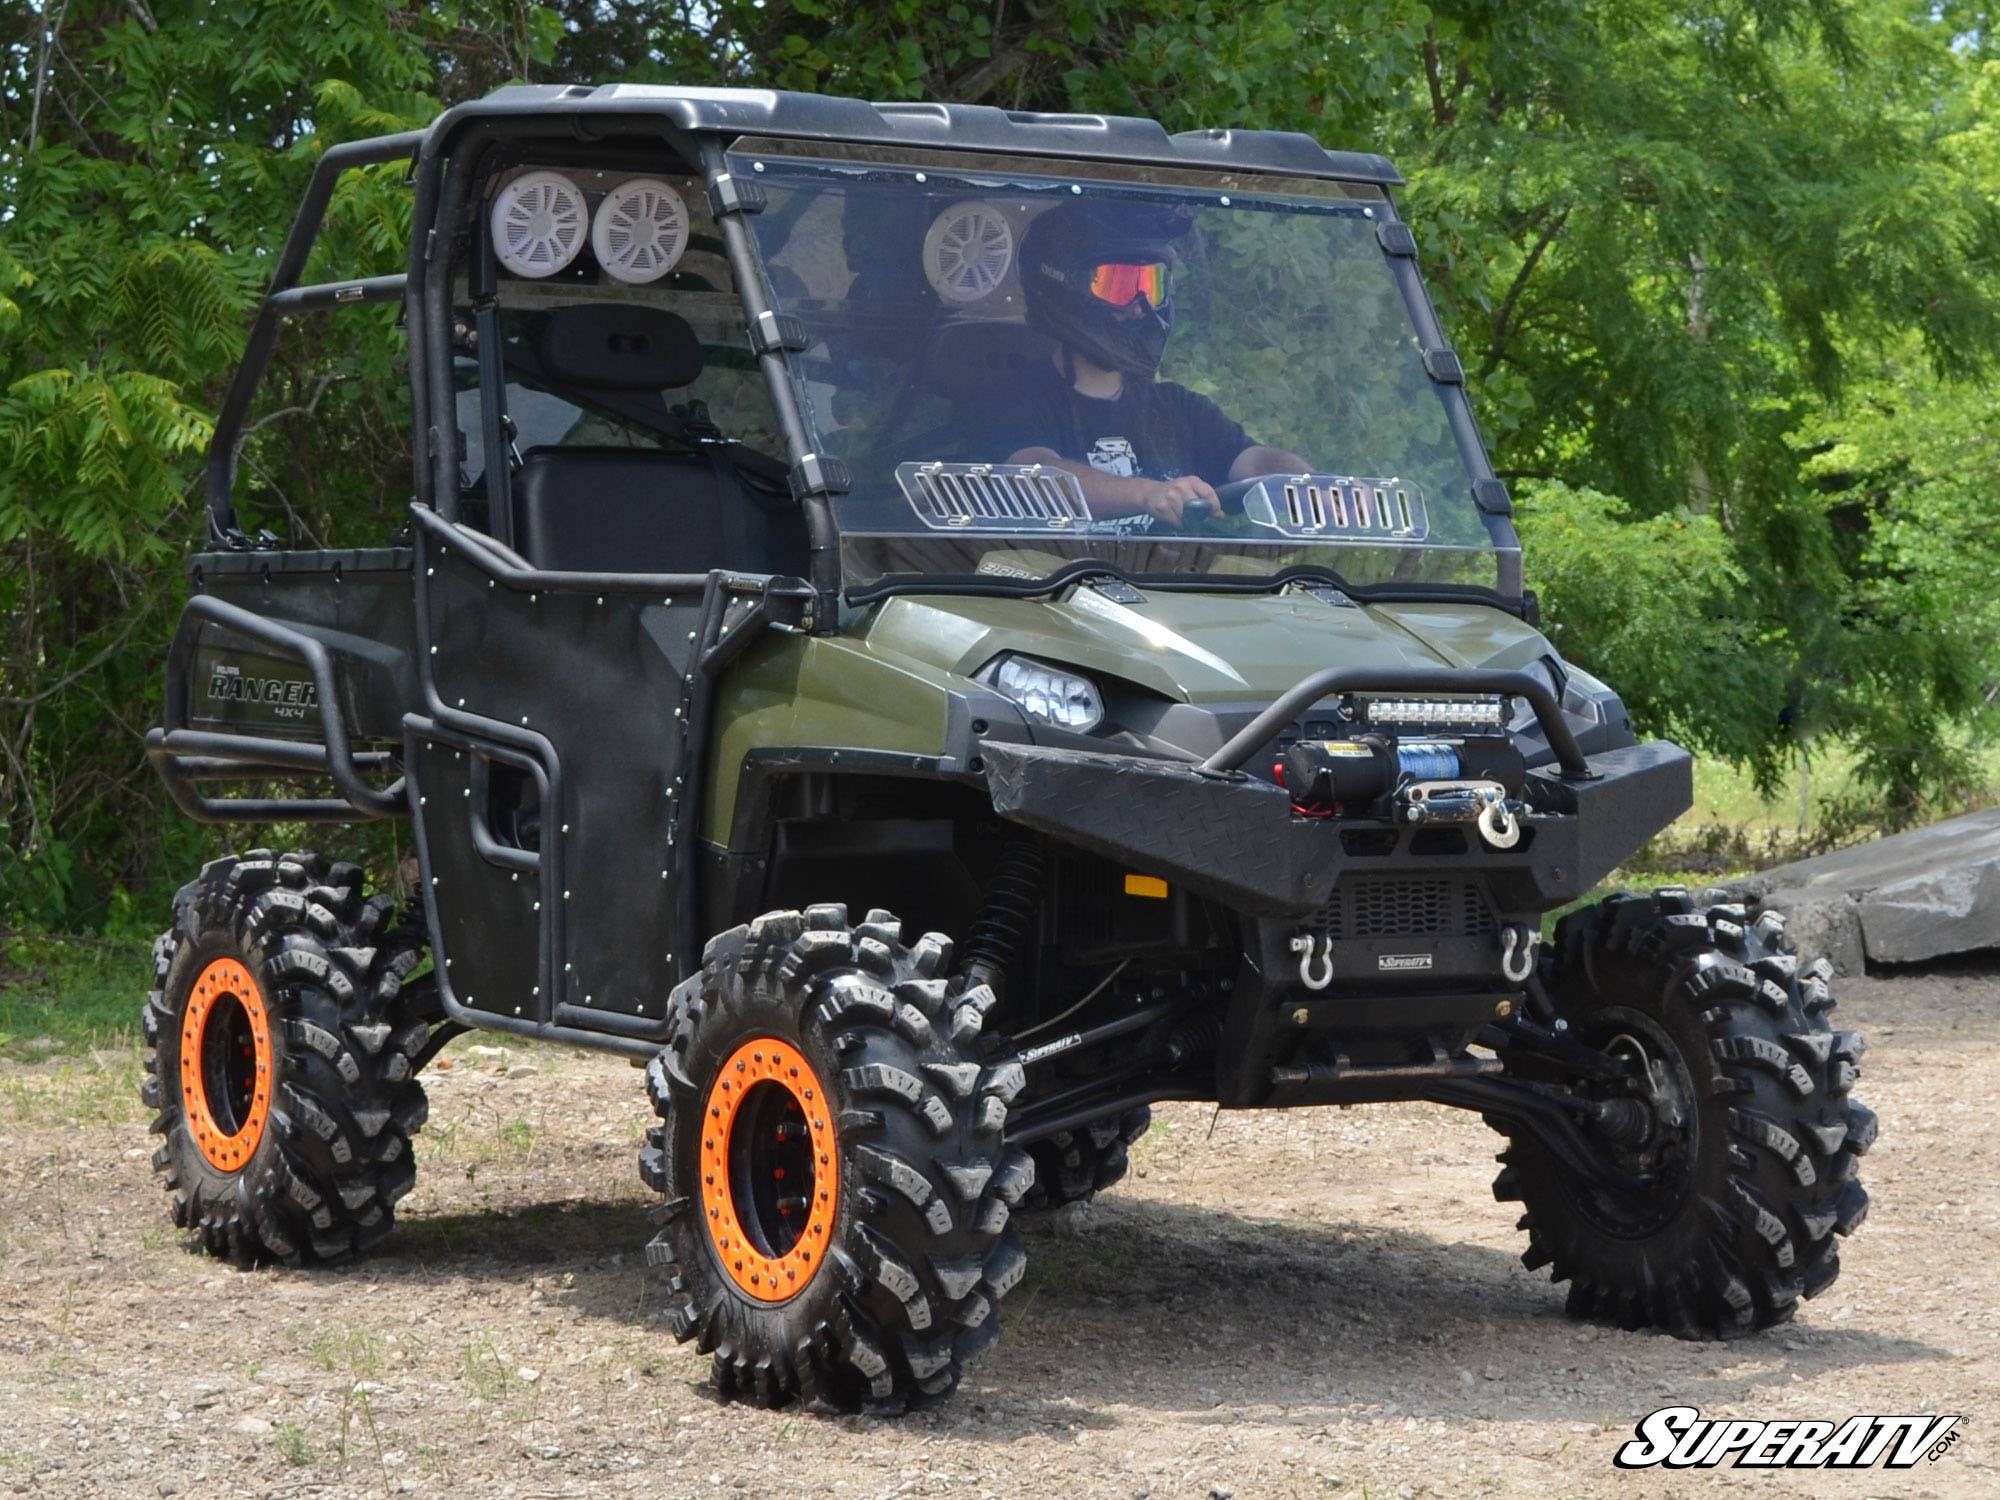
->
xmin=641 ymin=905 xmax=1034 ymax=1411
xmin=1497 ymin=888 xmax=1873 ymax=1337
xmin=142 ymin=850 xmax=434 ymax=1265
xmin=1021 ymin=1104 xmax=1151 ymax=1210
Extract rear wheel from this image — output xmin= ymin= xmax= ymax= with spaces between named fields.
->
xmin=641 ymin=905 xmax=1034 ymax=1411
xmin=1496 ymin=888 xmax=1873 ymax=1337
xmin=1020 ymin=1104 xmax=1151 ymax=1211
xmin=142 ymin=851 xmax=435 ymax=1265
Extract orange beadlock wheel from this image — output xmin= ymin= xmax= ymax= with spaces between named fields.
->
xmin=699 ymin=1037 xmax=838 ymax=1302
xmin=179 ymin=957 xmax=274 ymax=1172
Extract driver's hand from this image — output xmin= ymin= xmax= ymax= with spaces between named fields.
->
xmin=1139 ymin=475 xmax=1218 ymax=525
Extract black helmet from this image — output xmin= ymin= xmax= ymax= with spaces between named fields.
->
xmin=1019 ymin=199 xmax=1195 ymax=377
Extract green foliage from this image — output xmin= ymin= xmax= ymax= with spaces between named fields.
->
xmin=0 ymin=1 xmax=455 ymax=926
xmin=2 ymin=0 xmax=1996 ymax=945
xmin=1515 ymin=483 xmax=1785 ymax=776
xmin=1171 ymin=209 xmax=1474 ymax=548
xmin=0 ymin=931 xmax=150 ymax=1056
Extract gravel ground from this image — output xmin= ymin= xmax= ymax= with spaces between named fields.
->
xmin=1 ymin=959 xmax=1995 ymax=1498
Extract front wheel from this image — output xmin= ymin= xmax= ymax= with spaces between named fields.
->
xmin=1496 ymin=889 xmax=1874 ymax=1337
xmin=640 ymin=905 xmax=1035 ymax=1411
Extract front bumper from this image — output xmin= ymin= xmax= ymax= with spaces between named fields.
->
xmin=985 ymin=731 xmax=1690 ymax=1106
xmin=980 ymin=737 xmax=1692 ymax=918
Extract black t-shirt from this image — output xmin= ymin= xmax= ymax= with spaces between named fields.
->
xmin=978 ymin=363 xmax=1254 ymax=527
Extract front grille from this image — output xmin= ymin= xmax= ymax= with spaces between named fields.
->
xmin=1318 ymin=875 xmax=1498 ymax=941
xmin=1463 ymin=883 xmax=1498 ymax=936
xmin=1355 ymin=877 xmax=1446 ymax=936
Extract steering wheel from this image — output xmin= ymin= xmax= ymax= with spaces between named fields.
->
xmin=1168 ymin=476 xmax=1280 ymax=535
xmin=1210 ymin=477 xmax=1268 ymax=512
xmin=1168 ymin=495 xmax=1231 ymax=536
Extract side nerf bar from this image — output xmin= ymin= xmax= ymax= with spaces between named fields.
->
xmin=1200 ymin=666 xmax=1591 ymax=779
xmin=145 ymin=593 xmax=405 ymax=823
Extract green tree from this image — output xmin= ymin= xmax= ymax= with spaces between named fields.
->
xmin=4 ymin=0 xmax=1996 ymax=931
xmin=0 ymin=2 xmax=476 ymax=922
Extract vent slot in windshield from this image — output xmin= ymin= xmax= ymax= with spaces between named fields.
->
xmin=897 ymin=461 xmax=1093 ymax=531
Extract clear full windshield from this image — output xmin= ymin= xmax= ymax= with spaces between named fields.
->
xmin=730 ymin=144 xmax=1513 ymax=596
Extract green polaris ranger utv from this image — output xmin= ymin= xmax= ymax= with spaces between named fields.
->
xmin=140 ymin=83 xmax=1874 ymax=1411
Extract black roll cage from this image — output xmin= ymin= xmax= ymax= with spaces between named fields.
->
xmin=202 ymin=96 xmax=1527 ymax=634
xmin=204 ymin=128 xmax=424 ymax=546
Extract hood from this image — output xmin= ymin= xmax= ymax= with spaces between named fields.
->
xmin=859 ymin=586 xmax=1553 ymax=705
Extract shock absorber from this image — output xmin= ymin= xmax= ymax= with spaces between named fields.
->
xmin=961 ymin=835 xmax=1045 ymax=999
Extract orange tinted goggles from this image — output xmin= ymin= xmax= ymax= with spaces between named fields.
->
xmin=1088 ymin=261 xmax=1170 ymax=308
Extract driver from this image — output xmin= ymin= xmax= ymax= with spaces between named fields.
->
xmin=987 ymin=199 xmax=1306 ymax=529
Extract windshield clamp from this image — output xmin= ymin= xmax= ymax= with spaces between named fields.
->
xmin=1375 ymin=221 xmax=1419 ymax=258
xmin=1288 ymin=580 xmax=1357 ymax=609
xmin=1421 ymin=347 xmax=1466 ymax=385
xmin=1084 ymin=576 xmax=1145 ymax=605
xmin=749 ymin=310 xmax=810 ymax=355
xmin=789 ymin=453 xmax=851 ymax=502
xmin=1472 ymin=478 xmax=1513 ymax=516
xmin=706 ymin=172 xmax=768 ymax=219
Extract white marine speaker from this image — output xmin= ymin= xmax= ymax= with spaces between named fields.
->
xmin=591 ymin=177 xmax=691 ymax=284
xmin=489 ymin=170 xmax=588 ymax=278
xmin=922 ymin=199 xmax=1015 ymax=303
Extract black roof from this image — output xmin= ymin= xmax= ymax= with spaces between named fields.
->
xmin=435 ymin=83 xmax=1403 ymax=187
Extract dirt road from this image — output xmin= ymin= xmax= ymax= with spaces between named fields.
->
xmin=2 ymin=960 xmax=1994 ymax=1498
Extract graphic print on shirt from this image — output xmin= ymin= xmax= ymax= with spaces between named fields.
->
xmin=1086 ymin=436 xmax=1138 ymax=477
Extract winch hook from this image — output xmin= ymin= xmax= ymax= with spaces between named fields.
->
xmin=1477 ymin=795 xmax=1521 ymax=850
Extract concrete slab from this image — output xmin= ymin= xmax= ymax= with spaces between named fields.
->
xmin=1727 ymin=806 xmax=2000 ymax=972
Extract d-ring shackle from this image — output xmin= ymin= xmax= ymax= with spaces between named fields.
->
xmin=1289 ymin=932 xmax=1334 ymax=991
xmin=1500 ymin=925 xmax=1539 ymax=984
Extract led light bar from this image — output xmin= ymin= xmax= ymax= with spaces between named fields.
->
xmin=1355 ymin=696 xmax=1506 ymax=729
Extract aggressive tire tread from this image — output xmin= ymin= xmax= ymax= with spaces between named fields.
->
xmin=1019 ymin=1103 xmax=1152 ymax=1211
xmin=142 ymin=849 xmax=436 ymax=1266
xmin=1500 ymin=889 xmax=1872 ymax=1339
xmin=642 ymin=906 xmax=1032 ymax=1412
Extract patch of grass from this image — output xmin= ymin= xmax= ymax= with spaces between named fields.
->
xmin=0 ymin=1048 xmax=145 ymax=1126
xmin=0 ymin=932 xmax=148 ymax=1059
xmin=459 ymin=1331 xmax=544 ymax=1420
xmin=308 ymin=1324 xmax=386 ymax=1381
xmin=1669 ymin=736 xmax=2000 ymax=849
xmin=421 ymin=1117 xmax=461 ymax=1157
xmin=276 ymin=1423 xmax=310 ymax=1466
xmin=461 ymin=1332 xmax=518 ymax=1401
xmin=1537 ymin=738 xmax=2000 ymax=933
xmin=498 ymin=1116 xmax=535 ymax=1156
xmin=333 ymin=1383 xmax=387 ymax=1471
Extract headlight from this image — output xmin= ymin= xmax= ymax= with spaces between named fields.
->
xmin=1559 ymin=660 xmax=1618 ymax=726
xmin=979 ymin=654 xmax=1104 ymax=732
xmin=1506 ymin=657 xmax=1564 ymax=734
